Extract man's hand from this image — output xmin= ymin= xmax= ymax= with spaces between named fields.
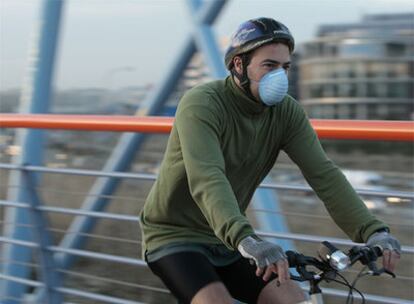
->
xmin=367 ymin=231 xmax=401 ymax=273
xmin=237 ymin=235 xmax=289 ymax=283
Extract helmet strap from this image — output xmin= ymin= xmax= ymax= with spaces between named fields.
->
xmin=232 ymin=54 xmax=257 ymax=101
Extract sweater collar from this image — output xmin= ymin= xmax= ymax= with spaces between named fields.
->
xmin=226 ymin=76 xmax=268 ymax=115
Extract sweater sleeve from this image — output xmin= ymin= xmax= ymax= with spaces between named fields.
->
xmin=175 ymin=91 xmax=255 ymax=249
xmin=281 ymin=99 xmax=388 ymax=242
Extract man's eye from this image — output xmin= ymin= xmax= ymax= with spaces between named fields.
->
xmin=266 ymin=64 xmax=279 ymax=70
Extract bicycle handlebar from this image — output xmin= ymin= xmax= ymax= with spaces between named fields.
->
xmin=285 ymin=242 xmax=395 ymax=283
xmin=282 ymin=242 xmax=396 ymax=302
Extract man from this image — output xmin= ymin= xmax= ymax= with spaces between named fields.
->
xmin=140 ymin=18 xmax=401 ymax=304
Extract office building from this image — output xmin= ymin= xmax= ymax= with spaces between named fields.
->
xmin=298 ymin=13 xmax=414 ymax=120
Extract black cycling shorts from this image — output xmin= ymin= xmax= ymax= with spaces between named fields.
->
xmin=147 ymin=251 xmax=277 ymax=304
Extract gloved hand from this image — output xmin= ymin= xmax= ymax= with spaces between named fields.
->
xmin=238 ymin=235 xmax=289 ymax=282
xmin=367 ymin=231 xmax=401 ymax=272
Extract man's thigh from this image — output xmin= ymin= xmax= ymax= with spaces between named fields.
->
xmin=147 ymin=251 xmax=230 ymax=304
xmin=215 ymin=257 xmax=278 ymax=303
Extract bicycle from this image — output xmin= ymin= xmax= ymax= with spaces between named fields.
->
xmin=286 ymin=241 xmax=396 ymax=304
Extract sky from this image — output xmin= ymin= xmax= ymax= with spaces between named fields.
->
xmin=0 ymin=0 xmax=413 ymax=91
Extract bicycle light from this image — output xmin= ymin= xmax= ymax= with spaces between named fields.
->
xmin=318 ymin=241 xmax=350 ymax=271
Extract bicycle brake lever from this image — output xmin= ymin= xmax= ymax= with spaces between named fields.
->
xmin=382 ymin=268 xmax=396 ymax=278
xmin=367 ymin=265 xmax=396 ymax=278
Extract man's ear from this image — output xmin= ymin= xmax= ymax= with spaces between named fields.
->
xmin=233 ymin=56 xmax=243 ymax=75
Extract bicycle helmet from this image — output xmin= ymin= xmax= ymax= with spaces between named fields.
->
xmin=225 ymin=17 xmax=295 ymax=70
xmin=224 ymin=18 xmax=294 ymax=100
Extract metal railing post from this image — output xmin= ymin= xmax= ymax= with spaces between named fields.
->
xmin=22 ymin=169 xmax=63 ymax=304
xmin=253 ymin=177 xmax=296 ymax=251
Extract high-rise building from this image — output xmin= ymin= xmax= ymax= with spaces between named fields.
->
xmin=298 ymin=13 xmax=414 ymax=120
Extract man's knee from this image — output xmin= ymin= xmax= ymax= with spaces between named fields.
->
xmin=191 ymin=281 xmax=234 ymax=304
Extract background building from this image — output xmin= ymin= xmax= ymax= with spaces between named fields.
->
xmin=298 ymin=13 xmax=414 ymax=120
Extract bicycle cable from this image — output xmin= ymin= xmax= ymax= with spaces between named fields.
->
xmin=330 ymin=271 xmax=366 ymax=304
xmin=341 ymin=268 xmax=367 ymax=304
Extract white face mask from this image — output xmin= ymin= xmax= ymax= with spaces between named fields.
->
xmin=251 ymin=68 xmax=289 ymax=106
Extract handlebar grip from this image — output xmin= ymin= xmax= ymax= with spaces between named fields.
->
xmin=371 ymin=245 xmax=383 ymax=257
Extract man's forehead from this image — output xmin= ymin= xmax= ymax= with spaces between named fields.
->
xmin=252 ymin=43 xmax=291 ymax=62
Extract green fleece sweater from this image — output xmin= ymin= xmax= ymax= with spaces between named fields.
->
xmin=140 ymin=76 xmax=387 ymax=256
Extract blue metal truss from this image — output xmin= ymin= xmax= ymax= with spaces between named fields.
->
xmin=1 ymin=0 xmax=65 ymax=302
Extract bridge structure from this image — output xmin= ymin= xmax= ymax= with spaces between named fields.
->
xmin=1 ymin=0 xmax=414 ymax=303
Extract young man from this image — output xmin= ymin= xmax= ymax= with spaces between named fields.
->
xmin=140 ymin=18 xmax=401 ymax=304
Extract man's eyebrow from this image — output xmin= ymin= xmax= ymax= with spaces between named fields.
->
xmin=261 ymin=59 xmax=291 ymax=65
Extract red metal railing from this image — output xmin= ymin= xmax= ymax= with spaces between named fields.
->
xmin=0 ymin=114 xmax=413 ymax=141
